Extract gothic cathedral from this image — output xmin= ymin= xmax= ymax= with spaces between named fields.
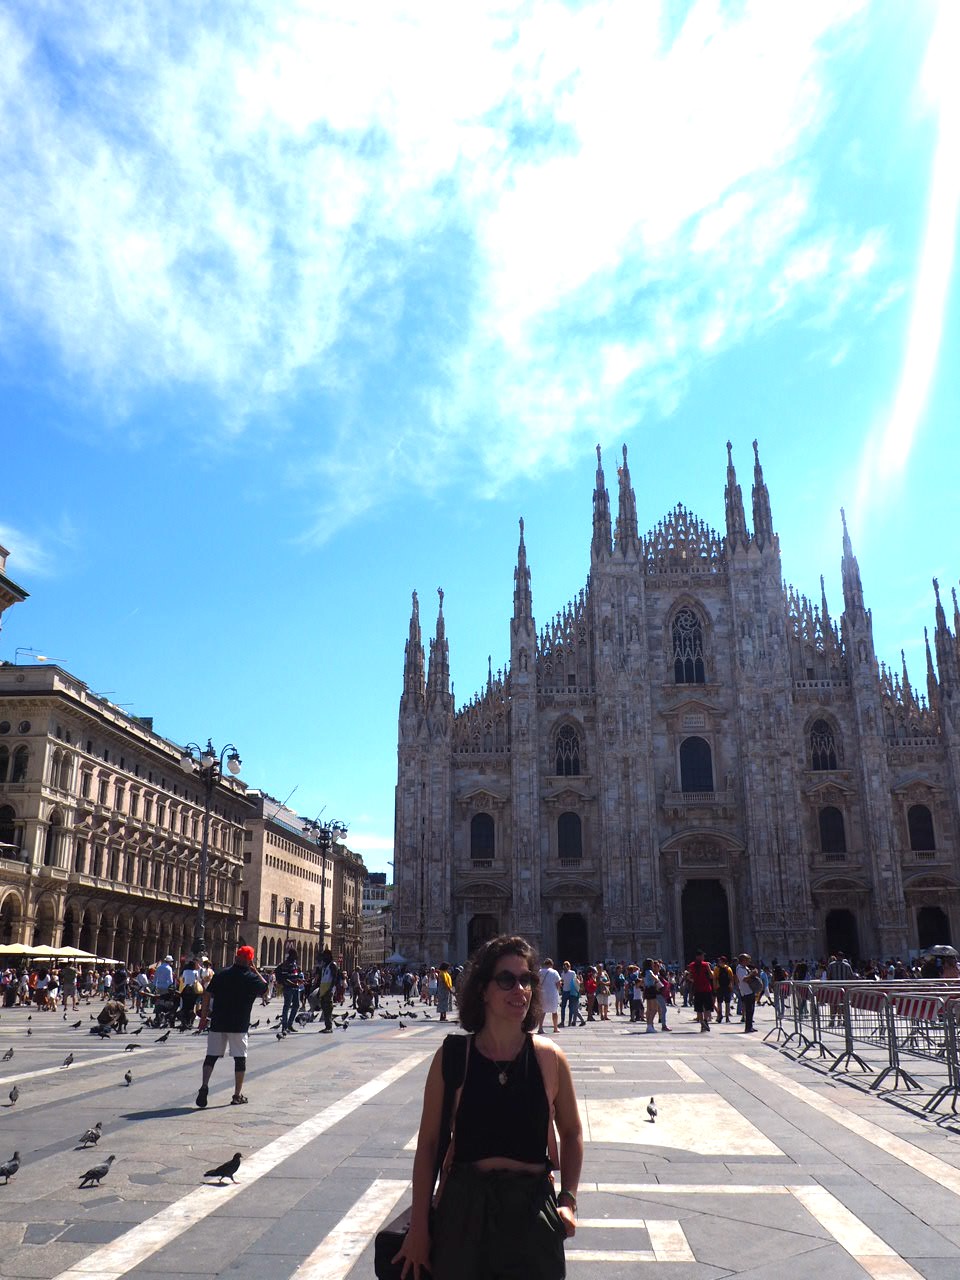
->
xmin=394 ymin=442 xmax=960 ymax=967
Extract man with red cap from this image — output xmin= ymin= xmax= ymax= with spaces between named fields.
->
xmin=196 ymin=945 xmax=267 ymax=1108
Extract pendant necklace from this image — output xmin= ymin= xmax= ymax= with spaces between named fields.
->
xmin=492 ymin=1041 xmax=523 ymax=1086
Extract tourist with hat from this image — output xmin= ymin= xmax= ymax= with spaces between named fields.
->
xmin=195 ymin=945 xmax=267 ymax=1108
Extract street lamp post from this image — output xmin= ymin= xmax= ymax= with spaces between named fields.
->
xmin=284 ymin=896 xmax=294 ymax=948
xmin=302 ymin=817 xmax=348 ymax=954
xmin=180 ymin=738 xmax=242 ymax=960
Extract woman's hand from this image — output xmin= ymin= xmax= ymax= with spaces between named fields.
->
xmin=392 ymin=1221 xmax=431 ymax=1280
xmin=557 ymin=1205 xmax=577 ymax=1237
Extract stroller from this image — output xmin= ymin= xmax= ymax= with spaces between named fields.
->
xmin=149 ymin=987 xmax=181 ymax=1028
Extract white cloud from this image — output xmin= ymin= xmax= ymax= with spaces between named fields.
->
xmin=0 ymin=520 xmax=73 ymax=578
xmin=0 ymin=0 xmax=895 ymax=532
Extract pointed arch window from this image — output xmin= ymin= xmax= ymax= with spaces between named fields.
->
xmin=819 ymin=806 xmax=847 ymax=854
xmin=555 ymin=725 xmax=581 ymax=776
xmin=908 ymin=804 xmax=935 ymax=852
xmin=672 ymin=607 xmax=705 ymax=684
xmin=810 ymin=719 xmax=839 ymax=770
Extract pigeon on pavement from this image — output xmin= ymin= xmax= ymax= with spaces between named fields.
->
xmin=647 ymin=1097 xmax=657 ymax=1123
xmin=1 ymin=1047 xmax=12 ymax=1061
xmin=79 ymin=1155 xmax=115 ymax=1187
xmin=155 ymin=1031 xmax=171 ymax=1043
xmin=204 ymin=1152 xmax=242 ymax=1184
xmin=8 ymin=1086 xmax=18 ymax=1106
xmin=123 ymin=1070 xmax=133 ymax=1086
xmin=62 ymin=1053 xmax=74 ymax=1068
xmin=0 ymin=1151 xmax=20 ymax=1184
xmin=72 ymin=1021 xmax=82 ymax=1029
xmin=124 ymin=1044 xmax=139 ymax=1052
xmin=79 ymin=1122 xmax=103 ymax=1148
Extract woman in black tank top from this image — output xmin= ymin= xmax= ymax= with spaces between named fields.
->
xmin=394 ymin=935 xmax=583 ymax=1280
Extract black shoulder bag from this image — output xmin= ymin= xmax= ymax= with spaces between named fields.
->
xmin=374 ymin=1034 xmax=468 ymax=1280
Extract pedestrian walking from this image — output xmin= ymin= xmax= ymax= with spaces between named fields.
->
xmin=276 ymin=947 xmax=305 ymax=1035
xmin=537 ymin=957 xmax=561 ymax=1033
xmin=393 ymin=934 xmax=582 ymax=1280
xmin=195 ymin=945 xmax=267 ymax=1108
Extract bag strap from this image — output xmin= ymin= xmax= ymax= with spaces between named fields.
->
xmin=433 ymin=1034 xmax=469 ymax=1193
xmin=530 ymin=1036 xmax=561 ymax=1170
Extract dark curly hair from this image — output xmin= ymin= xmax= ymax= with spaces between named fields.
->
xmin=457 ymin=935 xmax=542 ymax=1033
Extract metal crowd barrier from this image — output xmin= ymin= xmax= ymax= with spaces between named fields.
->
xmin=769 ymin=980 xmax=960 ymax=1111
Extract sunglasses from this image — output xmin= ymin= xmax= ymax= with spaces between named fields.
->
xmin=491 ymin=970 xmax=535 ymax=991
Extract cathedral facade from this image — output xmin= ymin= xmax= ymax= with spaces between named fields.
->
xmin=394 ymin=442 xmax=960 ymax=967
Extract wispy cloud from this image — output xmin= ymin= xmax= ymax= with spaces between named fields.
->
xmin=856 ymin=1 xmax=960 ymax=513
xmin=0 ymin=518 xmax=76 ymax=578
xmin=0 ymin=1 xmax=896 ymax=535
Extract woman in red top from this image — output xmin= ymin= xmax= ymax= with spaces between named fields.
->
xmin=583 ymin=968 xmax=598 ymax=1021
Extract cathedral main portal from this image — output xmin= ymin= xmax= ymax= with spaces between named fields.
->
xmin=556 ymin=913 xmax=588 ymax=966
xmin=681 ymin=880 xmax=732 ymax=962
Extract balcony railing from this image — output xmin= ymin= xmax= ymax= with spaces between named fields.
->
xmin=662 ymin=788 xmax=734 ymax=811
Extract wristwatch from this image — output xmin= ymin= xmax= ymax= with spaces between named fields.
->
xmin=557 ymin=1189 xmax=578 ymax=1212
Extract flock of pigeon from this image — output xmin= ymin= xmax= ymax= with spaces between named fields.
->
xmin=0 ymin=1004 xmax=260 ymax=1192
xmin=0 ymin=992 xmax=445 ymax=1196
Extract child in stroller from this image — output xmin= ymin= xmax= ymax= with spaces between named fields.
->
xmin=149 ymin=986 xmax=181 ymax=1028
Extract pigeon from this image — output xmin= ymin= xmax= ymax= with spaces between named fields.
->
xmin=276 ymin=1032 xmax=283 ymax=1041
xmin=72 ymin=1021 xmax=82 ymax=1029
xmin=26 ymin=1015 xmax=31 ymax=1022
xmin=26 ymin=1028 xmax=31 ymax=1037
xmin=398 ymin=1021 xmax=406 ymax=1030
xmin=249 ymin=1020 xmax=259 ymax=1029
xmin=204 ymin=1152 xmax=241 ymax=1183
xmin=131 ymin=1026 xmax=143 ymax=1035
xmin=79 ymin=1154 xmax=115 ymax=1187
xmin=8 ymin=1086 xmax=18 ymax=1106
xmin=124 ymin=1044 xmax=138 ymax=1052
xmin=0 ymin=1151 xmax=20 ymax=1184
xmin=123 ymin=1070 xmax=133 ymax=1086
xmin=155 ymin=1031 xmax=170 ymax=1044
xmin=79 ymin=1122 xmax=103 ymax=1148
xmin=1 ymin=1048 xmax=12 ymax=1062
xmin=62 ymin=1053 xmax=74 ymax=1068
xmin=647 ymin=1097 xmax=657 ymax=1124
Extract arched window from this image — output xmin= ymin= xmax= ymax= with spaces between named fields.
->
xmin=819 ymin=806 xmax=847 ymax=853
xmin=908 ymin=804 xmax=936 ymax=851
xmin=558 ymin=812 xmax=582 ymax=860
xmin=43 ymin=810 xmax=63 ymax=867
xmin=672 ymin=607 xmax=705 ymax=684
xmin=810 ymin=719 xmax=838 ymax=771
xmin=470 ymin=813 xmax=495 ymax=860
xmin=0 ymin=746 xmax=8 ymax=784
xmin=11 ymin=746 xmax=28 ymax=783
xmin=679 ymin=737 xmax=713 ymax=792
xmin=555 ymin=725 xmax=581 ymax=776
xmin=0 ymin=806 xmax=17 ymax=854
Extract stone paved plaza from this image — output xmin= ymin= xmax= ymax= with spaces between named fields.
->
xmin=2 ymin=997 xmax=960 ymax=1279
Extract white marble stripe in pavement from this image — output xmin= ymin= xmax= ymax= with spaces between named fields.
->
xmin=0 ymin=1050 xmax=129 ymax=1087
xmin=50 ymin=1051 xmax=432 ymax=1280
xmin=293 ymin=1178 xmax=410 ymax=1280
xmin=737 ymin=1054 xmax=960 ymax=1198
xmin=788 ymin=1186 xmax=924 ymax=1280
xmin=666 ymin=1058 xmax=704 ymax=1083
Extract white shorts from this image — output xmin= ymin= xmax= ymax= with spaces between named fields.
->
xmin=206 ymin=1030 xmax=249 ymax=1058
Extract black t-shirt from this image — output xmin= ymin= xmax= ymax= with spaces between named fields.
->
xmin=206 ymin=964 xmax=267 ymax=1032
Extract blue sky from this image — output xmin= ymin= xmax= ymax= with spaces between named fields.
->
xmin=1 ymin=1 xmax=958 ymax=876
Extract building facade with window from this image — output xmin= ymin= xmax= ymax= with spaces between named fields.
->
xmin=0 ymin=664 xmax=250 ymax=966
xmin=394 ymin=442 xmax=960 ymax=966
xmin=239 ymin=792 xmax=366 ymax=973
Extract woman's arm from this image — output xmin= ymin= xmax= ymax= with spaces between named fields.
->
xmin=553 ymin=1050 xmax=584 ymax=1237
xmin=394 ymin=1047 xmax=445 ymax=1279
